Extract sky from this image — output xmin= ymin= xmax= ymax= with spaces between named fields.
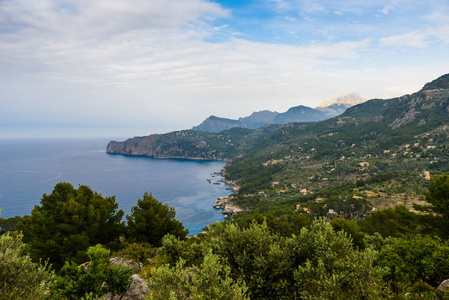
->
xmin=1 ymin=0 xmax=449 ymax=139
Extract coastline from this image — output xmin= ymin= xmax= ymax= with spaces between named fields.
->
xmin=107 ymin=143 xmax=245 ymax=217
xmin=212 ymin=169 xmax=245 ymax=216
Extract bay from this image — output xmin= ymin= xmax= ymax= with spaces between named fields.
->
xmin=0 ymin=138 xmax=230 ymax=235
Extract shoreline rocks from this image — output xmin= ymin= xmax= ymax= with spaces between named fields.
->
xmin=212 ymin=169 xmax=244 ymax=215
xmin=213 ymin=195 xmax=244 ymax=215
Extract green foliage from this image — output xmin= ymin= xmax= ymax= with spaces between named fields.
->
xmin=200 ymin=219 xmax=388 ymax=299
xmin=126 ymin=192 xmax=188 ymax=246
xmin=113 ymin=242 xmax=156 ymax=264
xmin=406 ymin=280 xmax=437 ymax=299
xmin=0 ymin=232 xmax=55 ymax=300
xmin=414 ymin=175 xmax=449 ymax=238
xmin=0 ymin=215 xmax=27 ymax=234
xmin=51 ymin=244 xmax=132 ymax=300
xmin=362 ymin=205 xmax=419 ymax=238
xmin=16 ymin=182 xmax=125 ymax=269
xmin=205 ymin=221 xmax=294 ymax=299
xmin=147 ymin=251 xmax=249 ymax=300
xmin=157 ymin=234 xmax=204 ymax=267
xmin=330 ymin=217 xmax=366 ymax=249
xmin=292 ymin=219 xmax=389 ymax=299
xmin=375 ymin=235 xmax=449 ymax=294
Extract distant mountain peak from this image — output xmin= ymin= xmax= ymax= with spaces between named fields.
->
xmin=316 ymin=93 xmax=365 ymax=108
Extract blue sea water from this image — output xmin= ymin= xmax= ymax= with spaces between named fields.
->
xmin=0 ymin=138 xmax=230 ymax=235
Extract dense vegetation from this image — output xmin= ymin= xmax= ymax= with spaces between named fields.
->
xmin=2 ymin=74 xmax=449 ymax=299
xmin=1 ymin=176 xmax=449 ymax=299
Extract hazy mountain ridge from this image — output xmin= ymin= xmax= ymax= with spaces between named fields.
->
xmin=192 ymin=93 xmax=365 ymax=132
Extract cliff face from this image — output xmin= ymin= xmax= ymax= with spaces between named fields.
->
xmin=106 ymin=136 xmax=220 ymax=160
xmin=106 ymin=128 xmax=255 ymax=160
xmin=107 ymin=137 xmax=159 ymax=156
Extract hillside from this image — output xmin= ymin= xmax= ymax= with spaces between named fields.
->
xmin=107 ymin=73 xmax=449 ymax=213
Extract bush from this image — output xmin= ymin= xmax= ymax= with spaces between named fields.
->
xmin=51 ymin=244 xmax=132 ymax=300
xmin=375 ymin=235 xmax=449 ymax=293
xmin=0 ymin=232 xmax=54 ymax=299
xmin=147 ymin=251 xmax=248 ymax=300
xmin=113 ymin=242 xmax=156 ymax=264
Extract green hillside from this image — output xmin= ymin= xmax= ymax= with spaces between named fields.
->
xmin=107 ymin=73 xmax=449 ymax=215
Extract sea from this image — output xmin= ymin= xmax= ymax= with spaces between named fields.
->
xmin=0 ymin=138 xmax=230 ymax=235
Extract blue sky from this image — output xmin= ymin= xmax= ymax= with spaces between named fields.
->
xmin=1 ymin=0 xmax=449 ymax=138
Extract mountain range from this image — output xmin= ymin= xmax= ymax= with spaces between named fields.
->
xmin=107 ymin=73 xmax=449 ymax=212
xmin=192 ymin=93 xmax=365 ymax=132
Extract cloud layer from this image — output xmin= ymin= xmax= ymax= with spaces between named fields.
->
xmin=1 ymin=0 xmax=449 ymax=138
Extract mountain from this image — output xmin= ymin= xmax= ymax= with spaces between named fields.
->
xmin=316 ymin=92 xmax=365 ymax=108
xmin=107 ymin=73 xmax=449 ymax=212
xmin=240 ymin=110 xmax=279 ymax=128
xmin=271 ymin=105 xmax=326 ymax=124
xmin=192 ymin=110 xmax=279 ymax=132
xmin=191 ymin=115 xmax=243 ymax=133
xmin=192 ymin=94 xmax=364 ymax=132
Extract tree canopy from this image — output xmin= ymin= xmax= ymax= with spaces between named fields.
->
xmin=414 ymin=175 xmax=449 ymax=238
xmin=126 ymin=192 xmax=188 ymax=246
xmin=17 ymin=182 xmax=125 ymax=269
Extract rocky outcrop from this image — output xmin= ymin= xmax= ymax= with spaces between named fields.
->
xmin=103 ymin=274 xmax=149 ymax=300
xmin=110 ymin=257 xmax=143 ymax=273
xmin=388 ymin=108 xmax=420 ymax=129
xmin=106 ymin=131 xmax=227 ymax=160
xmin=213 ymin=196 xmax=244 ymax=215
xmin=104 ymin=257 xmax=148 ymax=300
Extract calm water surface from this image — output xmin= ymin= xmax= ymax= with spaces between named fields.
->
xmin=0 ymin=138 xmax=230 ymax=235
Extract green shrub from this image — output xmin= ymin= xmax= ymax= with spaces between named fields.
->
xmin=113 ymin=242 xmax=156 ymax=264
xmin=147 ymin=250 xmax=248 ymax=300
xmin=51 ymin=244 xmax=132 ymax=300
xmin=0 ymin=232 xmax=55 ymax=299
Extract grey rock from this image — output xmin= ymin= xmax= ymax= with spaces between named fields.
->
xmin=436 ymin=279 xmax=449 ymax=299
xmin=103 ymin=274 xmax=149 ymax=300
xmin=110 ymin=257 xmax=143 ymax=273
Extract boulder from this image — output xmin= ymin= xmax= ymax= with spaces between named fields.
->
xmin=436 ymin=279 xmax=449 ymax=299
xmin=110 ymin=257 xmax=143 ymax=273
xmin=103 ymin=274 xmax=149 ymax=300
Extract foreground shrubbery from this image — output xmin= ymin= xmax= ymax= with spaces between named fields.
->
xmin=2 ymin=177 xmax=449 ymax=299
xmin=51 ymin=244 xmax=132 ymax=300
xmin=150 ymin=219 xmax=390 ymax=299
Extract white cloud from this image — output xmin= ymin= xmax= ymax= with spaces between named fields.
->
xmin=379 ymin=32 xmax=428 ymax=48
xmin=381 ymin=5 xmax=394 ymax=15
xmin=269 ymin=0 xmax=290 ymax=12
xmin=1 ymin=0 xmax=449 ymax=138
xmin=299 ymin=0 xmax=326 ymax=13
